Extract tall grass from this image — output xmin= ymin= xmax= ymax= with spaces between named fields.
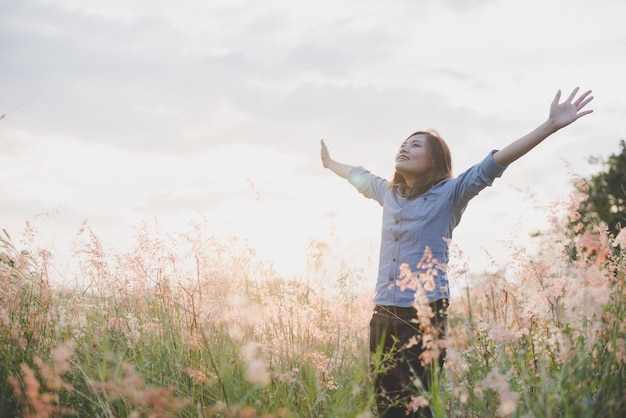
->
xmin=1 ymin=200 xmax=624 ymax=417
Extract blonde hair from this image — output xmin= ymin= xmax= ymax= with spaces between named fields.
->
xmin=391 ymin=130 xmax=453 ymax=198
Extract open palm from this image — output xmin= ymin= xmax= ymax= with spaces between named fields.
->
xmin=550 ymin=87 xmax=594 ymax=130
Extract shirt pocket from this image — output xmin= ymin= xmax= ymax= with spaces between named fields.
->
xmin=404 ymin=195 xmax=440 ymax=222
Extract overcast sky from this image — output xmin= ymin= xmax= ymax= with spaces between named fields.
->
xmin=1 ymin=0 xmax=625 ymax=285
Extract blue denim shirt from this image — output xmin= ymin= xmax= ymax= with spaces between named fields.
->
xmin=348 ymin=151 xmax=507 ymax=306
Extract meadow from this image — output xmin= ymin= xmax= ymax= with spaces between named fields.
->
xmin=1 ymin=193 xmax=624 ymax=417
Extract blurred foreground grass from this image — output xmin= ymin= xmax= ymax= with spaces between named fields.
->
xmin=1 ymin=213 xmax=624 ymax=417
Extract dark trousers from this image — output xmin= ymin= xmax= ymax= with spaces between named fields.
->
xmin=369 ymin=299 xmax=448 ymax=418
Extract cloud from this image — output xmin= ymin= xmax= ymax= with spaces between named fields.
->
xmin=2 ymin=0 xmax=625 ymax=279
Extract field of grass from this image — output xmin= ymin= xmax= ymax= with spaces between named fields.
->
xmin=1 ymin=206 xmax=624 ymax=417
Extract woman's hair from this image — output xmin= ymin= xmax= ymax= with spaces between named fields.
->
xmin=391 ymin=129 xmax=453 ymax=198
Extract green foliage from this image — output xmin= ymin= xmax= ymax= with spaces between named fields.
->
xmin=575 ymin=139 xmax=626 ymax=236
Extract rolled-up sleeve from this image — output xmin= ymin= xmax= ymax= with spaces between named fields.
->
xmin=451 ymin=150 xmax=507 ymax=205
xmin=348 ymin=166 xmax=389 ymax=206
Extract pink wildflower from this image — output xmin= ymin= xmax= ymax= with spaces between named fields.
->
xmin=574 ymin=178 xmax=590 ymax=193
xmin=498 ymin=390 xmax=521 ymax=416
xmin=613 ymin=227 xmax=626 ymax=248
xmin=397 ymin=263 xmax=417 ymax=292
xmin=478 ymin=368 xmax=520 ymax=417
xmin=577 ymin=230 xmax=610 ymax=263
xmin=241 ymin=342 xmax=270 ymax=386
xmin=107 ymin=317 xmax=127 ymax=333
xmin=607 ymin=338 xmax=626 ymax=363
xmin=184 ymin=368 xmax=216 ymax=385
xmin=487 ymin=324 xmax=515 ymax=344
xmin=409 ymin=395 xmax=429 ymax=411
xmin=274 ymin=368 xmax=299 ymax=384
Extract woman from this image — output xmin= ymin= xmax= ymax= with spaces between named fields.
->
xmin=320 ymin=87 xmax=593 ymax=417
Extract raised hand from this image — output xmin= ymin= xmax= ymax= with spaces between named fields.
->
xmin=320 ymin=139 xmax=354 ymax=179
xmin=549 ymin=87 xmax=594 ymax=130
xmin=493 ymin=86 xmax=595 ymax=166
xmin=320 ymin=139 xmax=331 ymax=168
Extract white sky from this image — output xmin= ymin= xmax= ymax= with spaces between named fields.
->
xmin=1 ymin=0 xmax=625 ymax=287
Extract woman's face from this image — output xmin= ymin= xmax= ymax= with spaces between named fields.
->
xmin=395 ymin=134 xmax=433 ymax=179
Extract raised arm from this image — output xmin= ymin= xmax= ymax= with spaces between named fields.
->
xmin=320 ymin=139 xmax=355 ymax=179
xmin=493 ymin=87 xmax=594 ymax=166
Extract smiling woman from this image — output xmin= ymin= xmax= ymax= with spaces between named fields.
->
xmin=392 ymin=130 xmax=452 ymax=200
xmin=321 ymin=87 xmax=594 ymax=417
xmin=2 ymin=0 xmax=626 ymax=415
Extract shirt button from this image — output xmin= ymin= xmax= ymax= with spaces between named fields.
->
xmin=395 ymin=219 xmax=400 ymax=224
xmin=394 ymin=237 xmax=399 ymax=242
xmin=392 ymin=257 xmax=397 ymax=262
xmin=389 ymin=277 xmax=394 ymax=282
